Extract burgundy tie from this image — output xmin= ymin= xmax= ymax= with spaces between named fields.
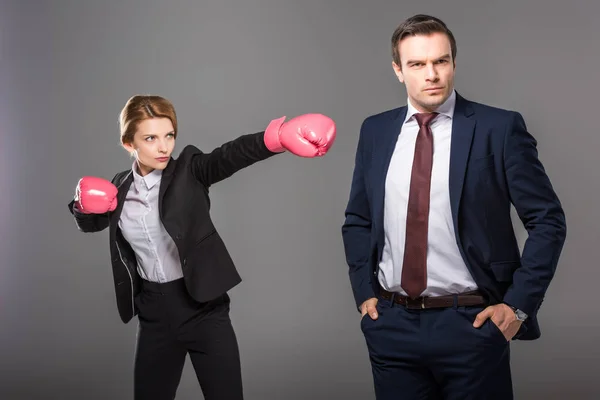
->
xmin=401 ymin=112 xmax=438 ymax=299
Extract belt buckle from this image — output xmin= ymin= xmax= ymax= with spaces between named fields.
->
xmin=405 ymin=296 xmax=426 ymax=310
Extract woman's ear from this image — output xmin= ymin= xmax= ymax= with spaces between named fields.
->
xmin=122 ymin=141 xmax=133 ymax=152
xmin=121 ymin=141 xmax=137 ymax=158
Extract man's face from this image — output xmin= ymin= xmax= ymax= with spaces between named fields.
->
xmin=393 ymin=32 xmax=455 ymax=113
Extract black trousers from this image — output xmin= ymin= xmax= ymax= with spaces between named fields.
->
xmin=361 ymin=295 xmax=513 ymax=400
xmin=133 ymin=278 xmax=243 ymax=400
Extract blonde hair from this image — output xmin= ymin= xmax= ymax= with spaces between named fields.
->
xmin=119 ymin=95 xmax=178 ymax=145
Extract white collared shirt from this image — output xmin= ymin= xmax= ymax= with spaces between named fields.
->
xmin=118 ymin=161 xmax=183 ymax=283
xmin=378 ymin=90 xmax=478 ymax=296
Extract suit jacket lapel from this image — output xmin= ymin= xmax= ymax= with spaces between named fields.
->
xmin=375 ymin=107 xmax=407 ymax=252
xmin=449 ymin=93 xmax=476 ymax=233
xmin=380 ymin=107 xmax=408 ymax=180
xmin=109 ymin=171 xmax=133 ymax=235
xmin=158 ymin=156 xmax=176 ymax=218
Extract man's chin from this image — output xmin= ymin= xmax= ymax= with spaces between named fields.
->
xmin=420 ymin=93 xmax=448 ymax=109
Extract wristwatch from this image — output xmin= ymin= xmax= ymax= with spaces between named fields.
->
xmin=506 ymin=304 xmax=528 ymax=321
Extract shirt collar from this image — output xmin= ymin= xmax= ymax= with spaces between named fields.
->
xmin=131 ymin=160 xmax=162 ymax=190
xmin=404 ymin=89 xmax=456 ymax=124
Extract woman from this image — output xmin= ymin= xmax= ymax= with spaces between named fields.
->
xmin=68 ymin=94 xmax=336 ymax=400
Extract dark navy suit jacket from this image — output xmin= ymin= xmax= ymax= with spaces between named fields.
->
xmin=341 ymin=93 xmax=566 ymax=340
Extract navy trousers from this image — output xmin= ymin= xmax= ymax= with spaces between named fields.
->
xmin=361 ymin=296 xmax=513 ymax=400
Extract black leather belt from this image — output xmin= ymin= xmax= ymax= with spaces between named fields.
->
xmin=379 ymin=288 xmax=486 ymax=309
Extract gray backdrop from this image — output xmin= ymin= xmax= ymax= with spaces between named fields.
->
xmin=2 ymin=0 xmax=598 ymax=399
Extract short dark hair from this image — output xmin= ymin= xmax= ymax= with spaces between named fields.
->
xmin=391 ymin=14 xmax=457 ymax=67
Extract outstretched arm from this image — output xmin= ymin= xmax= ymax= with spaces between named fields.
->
xmin=192 ymin=114 xmax=336 ymax=187
xmin=191 ymin=131 xmax=279 ymax=187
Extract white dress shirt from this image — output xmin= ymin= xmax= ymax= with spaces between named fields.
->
xmin=118 ymin=161 xmax=184 ymax=283
xmin=378 ymin=90 xmax=478 ymax=296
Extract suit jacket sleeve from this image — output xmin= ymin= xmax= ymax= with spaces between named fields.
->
xmin=502 ymin=112 xmax=567 ymax=316
xmin=191 ymin=131 xmax=279 ymax=187
xmin=68 ymin=200 xmax=110 ymax=233
xmin=342 ymin=119 xmax=377 ymax=311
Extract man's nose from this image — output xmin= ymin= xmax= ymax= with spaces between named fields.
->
xmin=426 ymin=64 xmax=439 ymax=81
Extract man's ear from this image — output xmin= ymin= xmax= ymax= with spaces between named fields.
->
xmin=392 ymin=61 xmax=404 ymax=83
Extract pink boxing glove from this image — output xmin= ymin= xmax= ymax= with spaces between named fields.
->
xmin=263 ymin=113 xmax=336 ymax=158
xmin=74 ymin=176 xmax=118 ymax=214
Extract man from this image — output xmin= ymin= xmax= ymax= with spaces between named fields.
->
xmin=341 ymin=14 xmax=566 ymax=400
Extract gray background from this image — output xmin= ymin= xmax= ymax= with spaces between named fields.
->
xmin=1 ymin=0 xmax=598 ymax=399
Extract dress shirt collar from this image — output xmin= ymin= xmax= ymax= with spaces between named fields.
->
xmin=404 ymin=88 xmax=456 ymax=124
xmin=131 ymin=160 xmax=162 ymax=191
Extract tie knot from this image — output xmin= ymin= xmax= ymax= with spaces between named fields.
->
xmin=414 ymin=112 xmax=438 ymax=128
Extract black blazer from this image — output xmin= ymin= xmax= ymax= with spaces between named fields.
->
xmin=68 ymin=131 xmax=278 ymax=323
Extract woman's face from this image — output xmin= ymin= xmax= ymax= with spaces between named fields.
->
xmin=123 ymin=117 xmax=176 ymax=176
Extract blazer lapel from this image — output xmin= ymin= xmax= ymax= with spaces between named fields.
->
xmin=375 ymin=106 xmax=407 ymax=252
xmin=448 ymin=93 xmax=476 ymax=233
xmin=158 ymin=156 xmax=176 ymax=218
xmin=109 ymin=171 xmax=133 ymax=235
xmin=379 ymin=107 xmax=408 ymax=181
